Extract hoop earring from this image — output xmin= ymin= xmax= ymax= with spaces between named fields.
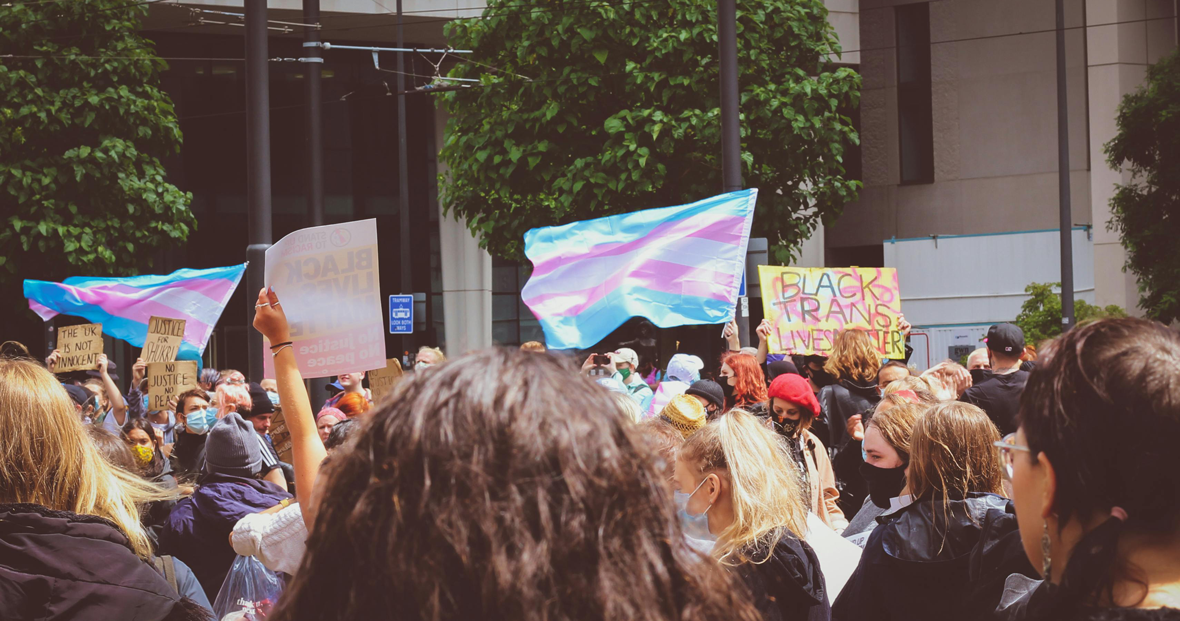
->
xmin=1041 ymin=520 xmax=1052 ymax=582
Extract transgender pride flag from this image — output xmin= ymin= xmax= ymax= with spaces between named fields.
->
xmin=23 ymin=264 xmax=247 ymax=361
xmin=523 ymin=189 xmax=757 ymax=350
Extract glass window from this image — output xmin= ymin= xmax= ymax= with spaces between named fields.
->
xmin=896 ymin=3 xmax=934 ymax=184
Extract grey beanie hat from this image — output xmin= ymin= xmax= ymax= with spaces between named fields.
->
xmin=204 ymin=412 xmax=263 ymax=478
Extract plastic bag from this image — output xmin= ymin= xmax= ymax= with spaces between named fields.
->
xmin=213 ymin=555 xmax=284 ymax=621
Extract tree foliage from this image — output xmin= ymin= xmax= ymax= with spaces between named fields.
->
xmin=440 ymin=0 xmax=860 ymax=262
xmin=1015 ymin=282 xmax=1127 ymax=346
xmin=1103 ymin=49 xmax=1180 ymax=323
xmin=0 ymin=0 xmax=194 ymax=285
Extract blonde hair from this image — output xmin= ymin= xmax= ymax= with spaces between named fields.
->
xmin=610 ymin=392 xmax=644 ymax=423
xmin=882 ymin=376 xmax=940 ymax=404
xmin=0 ymin=358 xmax=175 ymax=559
xmin=824 ymin=329 xmax=881 ymax=383
xmin=216 ymin=382 xmax=252 ymax=418
xmin=678 ymin=409 xmax=807 ymax=565
xmin=418 ymin=346 xmax=447 ymax=363
xmin=907 ymin=401 xmax=1004 ymax=501
xmin=867 ymin=399 xmax=925 ymax=463
xmin=519 ymin=341 xmax=547 ymax=353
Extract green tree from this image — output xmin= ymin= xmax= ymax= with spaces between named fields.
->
xmin=1104 ymin=49 xmax=1180 ymax=323
xmin=1015 ymin=282 xmax=1127 ymax=345
xmin=0 ymin=0 xmax=194 ymax=286
xmin=440 ymin=0 xmax=860 ymax=262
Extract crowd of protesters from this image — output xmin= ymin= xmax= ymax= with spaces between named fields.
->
xmin=1 ymin=289 xmax=1178 ymax=621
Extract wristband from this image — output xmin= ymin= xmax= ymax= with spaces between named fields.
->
xmin=271 ymin=344 xmax=293 ymax=357
xmin=268 ymin=341 xmax=293 ymax=350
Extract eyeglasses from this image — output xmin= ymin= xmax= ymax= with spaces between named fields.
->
xmin=993 ymin=433 xmax=1030 ymax=479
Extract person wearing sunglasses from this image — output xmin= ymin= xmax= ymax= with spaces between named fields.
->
xmin=997 ymin=318 xmax=1180 ymax=621
xmin=833 ymin=401 xmax=1036 ymax=621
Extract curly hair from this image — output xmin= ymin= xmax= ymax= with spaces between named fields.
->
xmin=824 ymin=329 xmax=882 ymax=384
xmin=272 ymin=349 xmax=761 ymax=621
xmin=721 ymin=353 xmax=767 ymax=409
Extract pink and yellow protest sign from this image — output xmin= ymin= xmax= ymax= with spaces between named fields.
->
xmin=757 ymin=266 xmax=905 ymax=359
xmin=264 ymin=219 xmax=385 ymax=379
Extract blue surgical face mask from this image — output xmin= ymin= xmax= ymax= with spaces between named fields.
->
xmin=186 ymin=407 xmax=218 ymax=435
xmin=674 ymin=477 xmax=717 ymax=543
xmin=142 ymin=394 xmax=150 ymax=411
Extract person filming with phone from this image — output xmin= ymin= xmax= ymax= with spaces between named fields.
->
xmin=582 ymin=349 xmax=654 ymax=412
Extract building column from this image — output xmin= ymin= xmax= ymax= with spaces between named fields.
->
xmin=434 ymin=102 xmax=493 ymax=355
xmin=1087 ymin=0 xmax=1177 ymax=313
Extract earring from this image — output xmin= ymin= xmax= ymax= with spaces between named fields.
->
xmin=1041 ymin=520 xmax=1052 ymax=582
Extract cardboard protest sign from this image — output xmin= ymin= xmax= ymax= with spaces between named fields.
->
xmin=147 ymin=361 xmax=198 ymax=411
xmin=367 ymin=359 xmax=404 ymax=403
xmin=269 ymin=409 xmax=293 ymax=464
xmin=56 ymin=323 xmax=104 ymax=372
xmin=264 ymin=219 xmax=385 ymax=379
xmin=758 ymin=266 xmax=905 ymax=359
xmin=143 ymin=316 xmax=186 ymax=363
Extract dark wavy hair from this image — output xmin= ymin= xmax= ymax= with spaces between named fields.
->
xmin=1019 ymin=317 xmax=1180 ymax=610
xmin=121 ymin=417 xmax=165 ymax=479
xmin=272 ymin=349 xmax=761 ymax=621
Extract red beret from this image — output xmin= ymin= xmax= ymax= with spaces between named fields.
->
xmin=767 ymin=373 xmax=821 ymax=417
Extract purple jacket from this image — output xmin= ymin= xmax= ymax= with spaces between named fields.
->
xmin=159 ymin=474 xmax=291 ymax=601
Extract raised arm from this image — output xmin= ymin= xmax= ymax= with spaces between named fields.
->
xmin=252 ymin=287 xmax=326 ymax=529
xmin=98 ymin=354 xmax=128 ymax=426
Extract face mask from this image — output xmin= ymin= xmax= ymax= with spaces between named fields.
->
xmin=970 ymin=368 xmax=993 ymax=387
xmin=674 ymin=477 xmax=716 ymax=542
xmin=617 ymin=367 xmax=632 ymax=380
xmin=186 ymin=407 xmax=218 ymax=435
xmin=415 ymin=361 xmax=431 ymax=371
xmin=773 ymin=416 xmax=801 ymax=438
xmin=267 ymin=391 xmax=280 ymax=406
xmin=860 ymin=460 xmax=907 ymax=509
xmin=132 ymin=444 xmax=154 ymax=466
xmin=141 ymin=394 xmax=150 ymax=411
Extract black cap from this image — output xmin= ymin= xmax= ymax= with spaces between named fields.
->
xmin=685 ymin=380 xmax=725 ymax=410
xmin=986 ymin=323 xmax=1025 ymax=355
xmin=62 ymin=384 xmax=91 ymax=406
xmin=767 ymin=360 xmax=800 ymax=381
xmin=244 ymin=381 xmax=275 ymax=417
xmin=83 ymin=360 xmax=118 ymax=383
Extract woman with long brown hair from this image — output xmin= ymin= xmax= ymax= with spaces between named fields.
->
xmin=0 ymin=357 xmax=206 ymax=620
xmin=832 ymin=401 xmax=1036 ymax=621
xmin=819 ymin=329 xmax=885 ymax=514
xmin=1002 ymin=318 xmax=1180 ymax=620
xmin=271 ymin=348 xmax=762 ymax=621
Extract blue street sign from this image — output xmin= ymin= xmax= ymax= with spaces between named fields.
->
xmin=389 ymin=295 xmax=414 ymax=334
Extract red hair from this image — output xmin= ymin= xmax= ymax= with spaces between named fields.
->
xmin=723 ymin=353 xmax=768 ymax=409
xmin=335 ymin=392 xmax=371 ymax=418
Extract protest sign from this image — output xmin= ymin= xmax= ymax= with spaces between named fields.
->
xmin=264 ymin=219 xmax=385 ymax=379
xmin=147 ymin=361 xmax=198 ymax=411
xmin=758 ymin=266 xmax=905 ymax=359
xmin=269 ymin=409 xmax=293 ymax=464
xmin=56 ymin=323 xmax=104 ymax=372
xmin=143 ymin=316 xmax=186 ymax=363
xmin=367 ymin=359 xmax=404 ymax=403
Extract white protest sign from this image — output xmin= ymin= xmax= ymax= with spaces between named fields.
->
xmin=264 ymin=219 xmax=385 ymax=379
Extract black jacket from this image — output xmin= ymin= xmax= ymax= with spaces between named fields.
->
xmin=818 ymin=378 xmax=879 ymax=452
xmin=0 ymin=503 xmax=211 ymax=621
xmin=734 ymin=531 xmax=831 ymax=621
xmin=960 ymin=370 xmax=1030 ymax=436
xmin=170 ymin=431 xmax=208 ymax=481
xmin=832 ymin=493 xmax=1037 ymax=621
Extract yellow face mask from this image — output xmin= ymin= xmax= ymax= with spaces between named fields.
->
xmin=132 ymin=444 xmax=154 ymax=466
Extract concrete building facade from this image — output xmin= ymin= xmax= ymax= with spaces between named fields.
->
xmin=132 ymin=0 xmax=1173 ymax=366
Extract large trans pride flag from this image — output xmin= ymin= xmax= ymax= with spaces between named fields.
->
xmin=522 ymin=190 xmax=757 ymax=350
xmin=23 ymin=264 xmax=247 ymax=362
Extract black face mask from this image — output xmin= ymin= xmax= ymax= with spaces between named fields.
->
xmin=772 ymin=416 xmax=801 ymax=438
xmin=970 ymin=368 xmax=994 ymax=386
xmin=860 ymin=460 xmax=907 ymax=509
